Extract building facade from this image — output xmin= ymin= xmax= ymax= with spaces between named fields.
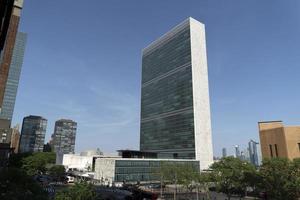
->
xmin=0 ymin=32 xmax=27 ymax=120
xmin=19 ymin=115 xmax=47 ymax=153
xmin=0 ymin=119 xmax=11 ymax=143
xmin=140 ymin=17 xmax=213 ymax=170
xmin=95 ymin=158 xmax=200 ymax=183
xmin=52 ymin=119 xmax=77 ymax=154
xmin=0 ymin=0 xmax=14 ymax=54
xmin=258 ymin=121 xmax=300 ymax=160
xmin=0 ymin=0 xmax=24 ymax=113
xmin=61 ymin=150 xmax=119 ymax=171
xmin=10 ymin=124 xmax=20 ymax=153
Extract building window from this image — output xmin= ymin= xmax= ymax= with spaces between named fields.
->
xmin=298 ymin=143 xmax=300 ymax=151
xmin=269 ymin=144 xmax=273 ymax=158
xmin=274 ymin=144 xmax=278 ymax=157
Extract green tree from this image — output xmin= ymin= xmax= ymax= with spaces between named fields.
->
xmin=0 ymin=168 xmax=48 ymax=200
xmin=8 ymin=152 xmax=32 ymax=168
xmin=159 ymin=162 xmax=204 ymax=199
xmin=158 ymin=162 xmax=182 ymax=199
xmin=55 ymin=182 xmax=99 ymax=200
xmin=176 ymin=163 xmax=199 ymax=199
xmin=210 ymin=156 xmax=256 ymax=200
xmin=258 ymin=158 xmax=299 ymax=200
xmin=290 ymin=158 xmax=300 ymax=198
xmin=22 ymin=152 xmax=56 ymax=175
xmin=159 ymin=161 xmax=179 ymax=183
xmin=195 ymin=172 xmax=212 ymax=200
xmin=48 ymin=165 xmax=65 ymax=182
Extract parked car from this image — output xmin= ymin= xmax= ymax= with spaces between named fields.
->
xmin=147 ymin=183 xmax=165 ymax=189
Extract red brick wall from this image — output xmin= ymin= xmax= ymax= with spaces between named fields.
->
xmin=0 ymin=14 xmax=20 ymax=108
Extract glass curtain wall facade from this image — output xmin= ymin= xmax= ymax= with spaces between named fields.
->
xmin=19 ymin=115 xmax=47 ymax=153
xmin=115 ymin=160 xmax=199 ymax=182
xmin=52 ymin=119 xmax=77 ymax=154
xmin=95 ymin=158 xmax=200 ymax=183
xmin=141 ymin=25 xmax=194 ymax=158
xmin=0 ymin=32 xmax=26 ymax=120
xmin=140 ymin=18 xmax=213 ymax=169
xmin=0 ymin=0 xmax=23 ymax=113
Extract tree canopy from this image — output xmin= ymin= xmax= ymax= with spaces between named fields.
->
xmin=0 ymin=168 xmax=48 ymax=200
xmin=258 ymin=158 xmax=300 ymax=200
xmin=210 ymin=156 xmax=256 ymax=199
xmin=55 ymin=182 xmax=99 ymax=200
xmin=48 ymin=165 xmax=66 ymax=181
xmin=21 ymin=152 xmax=56 ymax=175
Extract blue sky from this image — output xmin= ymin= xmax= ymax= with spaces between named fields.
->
xmin=14 ymin=0 xmax=300 ymax=156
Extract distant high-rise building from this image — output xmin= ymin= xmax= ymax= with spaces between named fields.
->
xmin=248 ymin=139 xmax=259 ymax=166
xmin=245 ymin=148 xmax=251 ymax=161
xmin=52 ymin=119 xmax=77 ymax=154
xmin=240 ymin=150 xmax=245 ymax=160
xmin=19 ymin=115 xmax=47 ymax=153
xmin=234 ymin=145 xmax=240 ymax=158
xmin=0 ymin=119 xmax=11 ymax=143
xmin=258 ymin=121 xmax=300 ymax=160
xmin=222 ymin=148 xmax=227 ymax=158
xmin=10 ymin=124 xmax=20 ymax=153
xmin=140 ymin=17 xmax=213 ymax=169
xmin=0 ymin=32 xmax=27 ymax=120
xmin=0 ymin=0 xmax=24 ymax=115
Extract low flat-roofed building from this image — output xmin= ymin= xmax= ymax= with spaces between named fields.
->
xmin=63 ymin=154 xmax=96 ymax=171
xmin=258 ymin=121 xmax=300 ymax=160
xmin=94 ymin=158 xmax=200 ymax=184
xmin=61 ymin=150 xmax=120 ymax=172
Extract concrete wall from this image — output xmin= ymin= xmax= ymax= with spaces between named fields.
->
xmin=94 ymin=158 xmax=116 ymax=183
xmin=284 ymin=127 xmax=300 ymax=160
xmin=62 ymin=154 xmax=93 ymax=171
xmin=190 ymin=17 xmax=213 ymax=170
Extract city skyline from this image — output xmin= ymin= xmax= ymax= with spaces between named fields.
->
xmin=11 ymin=0 xmax=300 ymax=156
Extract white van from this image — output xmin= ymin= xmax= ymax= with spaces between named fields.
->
xmin=66 ymin=176 xmax=75 ymax=183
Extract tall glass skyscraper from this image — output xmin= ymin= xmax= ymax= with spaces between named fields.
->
xmin=0 ymin=32 xmax=27 ymax=120
xmin=248 ymin=139 xmax=259 ymax=167
xmin=19 ymin=115 xmax=47 ymax=153
xmin=140 ymin=18 xmax=213 ymax=169
xmin=52 ymin=119 xmax=77 ymax=154
xmin=0 ymin=0 xmax=24 ymax=116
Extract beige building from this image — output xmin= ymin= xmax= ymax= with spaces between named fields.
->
xmin=258 ymin=121 xmax=300 ymax=160
xmin=10 ymin=125 xmax=20 ymax=153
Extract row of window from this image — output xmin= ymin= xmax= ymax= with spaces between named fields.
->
xmin=269 ymin=144 xmax=279 ymax=158
xmin=142 ymin=27 xmax=191 ymax=83
xmin=269 ymin=143 xmax=300 ymax=158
